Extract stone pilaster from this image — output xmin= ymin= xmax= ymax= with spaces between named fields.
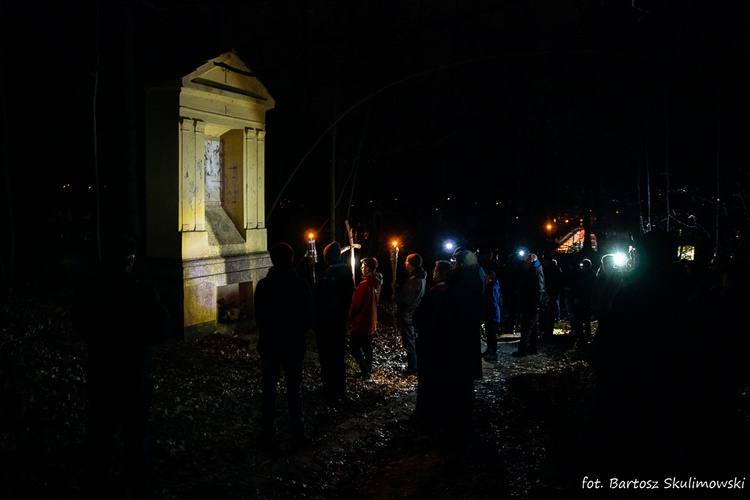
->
xmin=245 ymin=128 xmax=259 ymax=229
xmin=179 ymin=118 xmax=206 ymax=232
xmin=257 ymin=129 xmax=266 ymax=229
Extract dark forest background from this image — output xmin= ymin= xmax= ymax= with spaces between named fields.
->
xmin=2 ymin=1 xmax=749 ymax=286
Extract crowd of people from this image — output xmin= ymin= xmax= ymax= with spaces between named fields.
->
xmin=254 ymin=241 xmax=495 ymax=444
xmin=73 ymin=231 xmax=750 ymax=496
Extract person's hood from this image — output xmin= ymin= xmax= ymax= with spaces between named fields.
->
xmin=364 ymin=272 xmax=384 ymax=285
xmin=410 ymin=267 xmax=428 ymax=280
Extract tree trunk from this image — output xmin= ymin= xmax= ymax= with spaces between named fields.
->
xmin=123 ymin=2 xmax=141 ymax=240
xmin=0 ymin=44 xmax=14 ymax=286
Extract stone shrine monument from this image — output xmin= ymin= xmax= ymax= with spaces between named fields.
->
xmin=145 ymin=53 xmax=274 ymax=339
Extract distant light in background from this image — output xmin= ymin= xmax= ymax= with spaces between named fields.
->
xmin=677 ymin=245 xmax=695 ymax=261
xmin=443 ymin=240 xmax=456 ymax=253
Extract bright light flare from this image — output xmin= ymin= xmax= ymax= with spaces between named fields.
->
xmin=613 ymin=252 xmax=629 ymax=267
xmin=306 ymin=231 xmax=316 ymax=241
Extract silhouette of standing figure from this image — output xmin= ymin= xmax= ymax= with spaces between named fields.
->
xmin=73 ymin=234 xmax=171 ymax=499
xmin=255 ymin=242 xmax=314 ymax=448
xmin=313 ymin=242 xmax=354 ymax=401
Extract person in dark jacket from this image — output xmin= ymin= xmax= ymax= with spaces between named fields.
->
xmin=570 ymin=258 xmax=595 ymax=347
xmin=72 ymin=234 xmax=171 ymax=499
xmin=413 ymin=260 xmax=452 ymax=421
xmin=591 ymin=253 xmax=622 ymax=321
xmin=561 ymin=258 xmax=578 ymax=330
xmin=442 ymin=249 xmax=485 ymax=436
xmin=513 ymin=252 xmax=546 ymax=357
xmin=397 ymin=253 xmax=427 ymax=375
xmin=313 ymin=241 xmax=354 ymax=401
xmin=500 ymin=255 xmax=523 ymax=334
xmin=348 ymin=257 xmax=383 ymax=381
xmin=540 ymin=253 xmax=562 ymax=340
xmin=254 ymin=242 xmax=314 ymax=448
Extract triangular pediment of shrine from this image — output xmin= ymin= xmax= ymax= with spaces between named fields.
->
xmin=182 ymin=52 xmax=274 ymax=109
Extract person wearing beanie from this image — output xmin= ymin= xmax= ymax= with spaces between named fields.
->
xmin=348 ymin=258 xmax=383 ymax=381
xmin=406 ymin=253 xmax=423 ymax=269
xmin=254 ymin=242 xmax=314 ymax=448
xmin=396 ymin=253 xmax=427 ymax=375
xmin=313 ymin=241 xmax=354 ymax=401
xmin=323 ymin=241 xmax=342 ymax=262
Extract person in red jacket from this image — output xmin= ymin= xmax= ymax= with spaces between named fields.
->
xmin=348 ymin=257 xmax=383 ymax=381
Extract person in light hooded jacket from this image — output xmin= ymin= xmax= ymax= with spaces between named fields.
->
xmin=396 ymin=253 xmax=427 ymax=375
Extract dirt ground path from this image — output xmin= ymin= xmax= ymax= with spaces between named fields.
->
xmin=270 ymin=332 xmax=596 ymax=499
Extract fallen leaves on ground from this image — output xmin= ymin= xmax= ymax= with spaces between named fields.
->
xmin=3 ymin=290 xmax=746 ymax=499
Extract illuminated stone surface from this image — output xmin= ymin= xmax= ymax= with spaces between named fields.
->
xmin=145 ymin=53 xmax=275 ymax=338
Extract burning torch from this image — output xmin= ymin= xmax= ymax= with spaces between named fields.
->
xmin=305 ymin=231 xmax=318 ymax=283
xmin=390 ymin=238 xmax=399 ymax=330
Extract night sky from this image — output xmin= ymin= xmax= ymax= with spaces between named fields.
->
xmin=3 ymin=1 xmax=749 ymax=270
